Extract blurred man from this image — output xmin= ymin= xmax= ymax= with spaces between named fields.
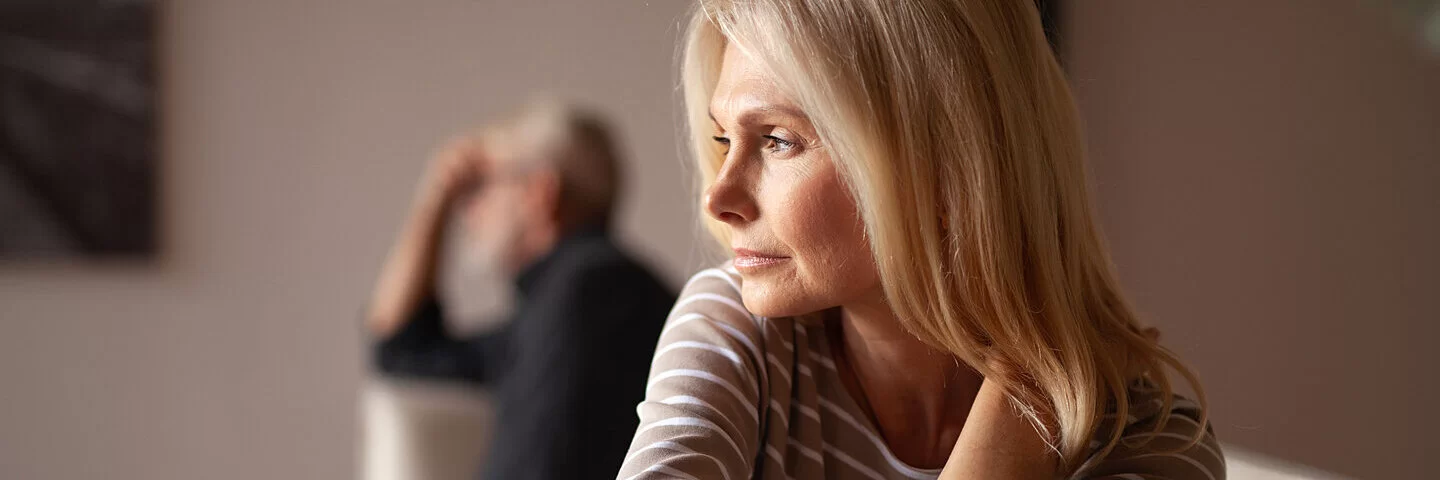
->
xmin=365 ymin=100 xmax=674 ymax=479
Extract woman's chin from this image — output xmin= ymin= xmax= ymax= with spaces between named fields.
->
xmin=739 ymin=282 xmax=817 ymax=318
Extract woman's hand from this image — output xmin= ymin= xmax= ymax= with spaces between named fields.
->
xmin=938 ymin=377 xmax=1060 ymax=480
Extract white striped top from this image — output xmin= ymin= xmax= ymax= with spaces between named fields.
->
xmin=618 ymin=265 xmax=1225 ymax=479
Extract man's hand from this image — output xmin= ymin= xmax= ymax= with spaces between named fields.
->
xmin=415 ymin=135 xmax=487 ymax=211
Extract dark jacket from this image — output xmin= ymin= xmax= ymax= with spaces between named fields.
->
xmin=374 ymin=229 xmax=675 ymax=479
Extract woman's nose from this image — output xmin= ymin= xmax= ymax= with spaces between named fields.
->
xmin=704 ymin=163 xmax=757 ymax=225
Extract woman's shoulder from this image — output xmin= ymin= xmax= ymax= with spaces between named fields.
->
xmin=655 ymin=264 xmax=774 ymax=367
xmin=661 ymin=264 xmax=802 ymax=382
xmin=1077 ymin=383 xmax=1225 ymax=479
xmin=678 ymin=263 xmax=746 ymax=302
xmin=672 ymin=263 xmax=754 ymax=329
xmin=624 ymin=264 xmax=773 ymax=479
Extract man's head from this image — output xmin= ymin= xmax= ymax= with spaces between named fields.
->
xmin=458 ymin=99 xmax=624 ymax=274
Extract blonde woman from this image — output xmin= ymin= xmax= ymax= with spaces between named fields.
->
xmin=620 ymin=1 xmax=1222 ymax=479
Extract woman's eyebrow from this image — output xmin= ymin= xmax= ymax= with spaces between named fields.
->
xmin=709 ymin=104 xmax=809 ymax=127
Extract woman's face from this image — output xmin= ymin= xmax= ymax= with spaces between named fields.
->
xmin=706 ymin=44 xmax=879 ymax=317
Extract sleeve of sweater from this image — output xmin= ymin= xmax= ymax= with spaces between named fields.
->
xmin=1081 ymin=392 xmax=1226 ymax=480
xmin=372 ymin=295 xmax=510 ymax=385
xmin=617 ymin=266 xmax=766 ymax=480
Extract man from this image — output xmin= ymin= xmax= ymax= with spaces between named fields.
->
xmin=366 ymin=100 xmax=674 ymax=479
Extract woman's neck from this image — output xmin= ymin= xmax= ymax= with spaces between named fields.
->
xmin=831 ymin=290 xmax=984 ymax=469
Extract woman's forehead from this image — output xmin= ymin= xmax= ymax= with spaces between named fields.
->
xmin=710 ymin=45 xmax=806 ymax=125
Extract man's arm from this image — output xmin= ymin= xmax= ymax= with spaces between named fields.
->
xmin=366 ymin=137 xmax=510 ymax=385
xmin=366 ymin=137 xmax=483 ymax=337
xmin=372 ymin=295 xmax=509 ymax=384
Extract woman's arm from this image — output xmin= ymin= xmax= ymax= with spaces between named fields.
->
xmin=941 ymin=379 xmax=1224 ymax=480
xmin=617 ymin=267 xmax=765 ymax=480
xmin=940 ymin=379 xmax=1060 ymax=480
xmin=1081 ymin=393 xmax=1224 ymax=480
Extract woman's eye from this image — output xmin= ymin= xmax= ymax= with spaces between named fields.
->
xmin=763 ymin=135 xmax=796 ymax=153
xmin=712 ymin=136 xmax=731 ymax=150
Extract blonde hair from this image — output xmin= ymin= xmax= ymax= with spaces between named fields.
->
xmin=681 ymin=0 xmax=1207 ymax=472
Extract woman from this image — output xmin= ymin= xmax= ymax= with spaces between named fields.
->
xmin=620 ymin=1 xmax=1222 ymax=478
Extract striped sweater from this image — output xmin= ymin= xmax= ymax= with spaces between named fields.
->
xmin=618 ymin=265 xmax=1224 ymax=479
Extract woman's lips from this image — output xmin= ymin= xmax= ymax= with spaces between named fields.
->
xmin=733 ymin=249 xmax=790 ymax=270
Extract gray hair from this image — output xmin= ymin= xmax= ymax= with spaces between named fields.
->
xmin=495 ymin=98 xmax=624 ymax=230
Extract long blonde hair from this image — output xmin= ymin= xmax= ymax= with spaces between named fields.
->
xmin=680 ymin=0 xmax=1207 ymax=472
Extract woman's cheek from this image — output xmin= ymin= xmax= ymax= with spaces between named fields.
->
xmin=770 ymin=168 xmax=824 ymax=249
xmin=783 ymin=164 xmax=854 ymax=268
xmin=809 ymin=166 xmax=877 ymax=291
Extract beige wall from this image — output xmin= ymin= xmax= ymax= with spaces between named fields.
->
xmin=4 ymin=1 xmax=1436 ymax=478
xmin=0 ymin=2 xmax=695 ymax=478
xmin=1069 ymin=1 xmax=1440 ymax=478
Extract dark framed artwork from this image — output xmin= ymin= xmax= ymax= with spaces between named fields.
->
xmin=1036 ymin=0 xmax=1063 ymax=62
xmin=0 ymin=0 xmax=157 ymax=258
